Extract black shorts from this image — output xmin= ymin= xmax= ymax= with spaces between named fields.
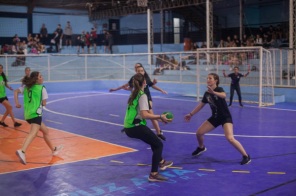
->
xmin=207 ymin=116 xmax=233 ymax=128
xmin=26 ymin=116 xmax=42 ymax=125
xmin=0 ymin=97 xmax=8 ymax=103
xmin=65 ymin=35 xmax=72 ymax=40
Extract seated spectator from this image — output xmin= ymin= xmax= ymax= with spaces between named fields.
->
xmin=254 ymin=34 xmax=263 ymax=46
xmin=12 ymin=34 xmax=20 ymax=46
xmin=241 ymin=34 xmax=248 ymax=47
xmin=233 ymin=35 xmax=241 ymax=47
xmin=225 ymin=36 xmax=232 ymax=47
xmin=218 ymin=39 xmax=225 ymax=48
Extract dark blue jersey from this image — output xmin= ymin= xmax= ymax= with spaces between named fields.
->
xmin=128 ymin=75 xmax=153 ymax=101
xmin=228 ymin=73 xmax=244 ymax=85
xmin=202 ymin=87 xmax=232 ymax=119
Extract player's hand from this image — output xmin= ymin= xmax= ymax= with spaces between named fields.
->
xmin=15 ymin=103 xmax=22 ymax=108
xmin=184 ymin=114 xmax=192 ymax=122
xmin=157 ymin=131 xmax=166 ymax=141
xmin=207 ymin=86 xmax=215 ymax=94
xmin=153 ymin=78 xmax=157 ymax=85
xmin=161 ymin=90 xmax=168 ymax=94
xmin=160 ymin=114 xmax=169 ymax=123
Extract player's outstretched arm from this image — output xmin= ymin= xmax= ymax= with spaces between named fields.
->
xmin=109 ymin=83 xmax=129 ymax=92
xmin=151 ymin=85 xmax=168 ymax=94
xmin=184 ymin=102 xmax=206 ymax=122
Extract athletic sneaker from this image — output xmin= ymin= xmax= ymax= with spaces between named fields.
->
xmin=53 ymin=145 xmax=64 ymax=156
xmin=157 ymin=131 xmax=166 ymax=141
xmin=159 ymin=160 xmax=173 ymax=170
xmin=239 ymin=103 xmax=244 ymax=107
xmin=240 ymin=155 xmax=251 ymax=165
xmin=0 ymin=121 xmax=8 ymax=127
xmin=14 ymin=122 xmax=22 ymax=127
xmin=16 ymin=149 xmax=26 ymax=165
xmin=192 ymin=146 xmax=207 ymax=156
xmin=148 ymin=173 xmax=168 ymax=182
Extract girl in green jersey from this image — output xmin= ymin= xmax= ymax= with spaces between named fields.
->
xmin=14 ymin=71 xmax=63 ymax=164
xmin=0 ymin=64 xmax=22 ymax=127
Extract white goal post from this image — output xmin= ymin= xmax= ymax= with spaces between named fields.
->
xmin=193 ymin=46 xmax=274 ymax=106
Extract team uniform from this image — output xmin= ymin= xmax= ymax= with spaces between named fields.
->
xmin=0 ymin=75 xmax=8 ymax=103
xmin=123 ymin=90 xmax=163 ymax=173
xmin=19 ymin=84 xmax=48 ymax=125
xmin=202 ymin=86 xmax=233 ymax=127
xmin=227 ymin=72 xmax=244 ymax=105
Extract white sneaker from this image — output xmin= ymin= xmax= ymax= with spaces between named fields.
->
xmin=53 ymin=145 xmax=64 ymax=156
xmin=16 ymin=149 xmax=26 ymax=165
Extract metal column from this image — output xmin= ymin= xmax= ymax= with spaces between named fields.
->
xmin=206 ymin=0 xmax=213 ymax=48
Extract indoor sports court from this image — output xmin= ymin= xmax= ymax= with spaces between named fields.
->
xmin=1 ymin=88 xmax=295 ymax=195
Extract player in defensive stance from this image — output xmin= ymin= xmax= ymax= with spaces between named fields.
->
xmin=122 ymin=73 xmax=173 ymax=182
xmin=184 ymin=73 xmax=251 ymax=165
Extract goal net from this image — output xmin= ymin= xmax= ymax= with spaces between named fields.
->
xmin=191 ymin=47 xmax=274 ymax=106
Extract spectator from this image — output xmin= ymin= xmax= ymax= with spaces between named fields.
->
xmin=12 ymin=34 xmax=20 ymax=46
xmin=254 ymin=34 xmax=263 ymax=46
xmin=233 ymin=35 xmax=241 ymax=47
xmin=107 ymin=31 xmax=114 ymax=54
xmin=64 ymin=21 xmax=73 ymax=47
xmin=85 ymin=31 xmax=91 ymax=54
xmin=55 ymin=24 xmax=63 ymax=52
xmin=218 ymin=39 xmax=225 ymax=48
xmin=39 ymin=24 xmax=48 ymax=45
xmin=90 ymin=27 xmax=98 ymax=53
xmin=77 ymin=31 xmax=86 ymax=54
xmin=50 ymin=31 xmax=59 ymax=52
xmin=241 ymin=34 xmax=248 ymax=47
xmin=102 ymin=30 xmax=109 ymax=53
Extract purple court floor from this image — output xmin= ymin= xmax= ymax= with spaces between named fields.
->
xmin=0 ymin=90 xmax=296 ymax=196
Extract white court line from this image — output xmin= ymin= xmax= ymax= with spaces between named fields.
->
xmin=43 ymin=92 xmax=296 ymax=139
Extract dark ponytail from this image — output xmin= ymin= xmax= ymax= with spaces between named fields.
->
xmin=128 ymin=73 xmax=145 ymax=105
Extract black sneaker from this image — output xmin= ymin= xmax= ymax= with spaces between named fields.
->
xmin=148 ymin=173 xmax=168 ymax=182
xmin=192 ymin=146 xmax=207 ymax=156
xmin=159 ymin=160 xmax=173 ymax=170
xmin=240 ymin=155 xmax=251 ymax=165
xmin=0 ymin=121 xmax=8 ymax=127
xmin=228 ymin=104 xmax=232 ymax=107
xmin=239 ymin=103 xmax=244 ymax=107
xmin=14 ymin=122 xmax=22 ymax=127
xmin=157 ymin=131 xmax=166 ymax=141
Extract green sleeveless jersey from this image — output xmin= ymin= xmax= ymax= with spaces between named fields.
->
xmin=0 ymin=75 xmax=6 ymax=98
xmin=23 ymin=85 xmax=44 ymax=120
xmin=124 ymin=91 xmax=147 ymax=128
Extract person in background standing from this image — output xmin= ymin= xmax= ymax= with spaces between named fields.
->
xmin=39 ymin=24 xmax=48 ymax=45
xmin=64 ymin=21 xmax=73 ymax=47
xmin=90 ymin=27 xmax=98 ymax=53
xmin=55 ymin=24 xmax=63 ymax=52
xmin=107 ymin=31 xmax=114 ymax=54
